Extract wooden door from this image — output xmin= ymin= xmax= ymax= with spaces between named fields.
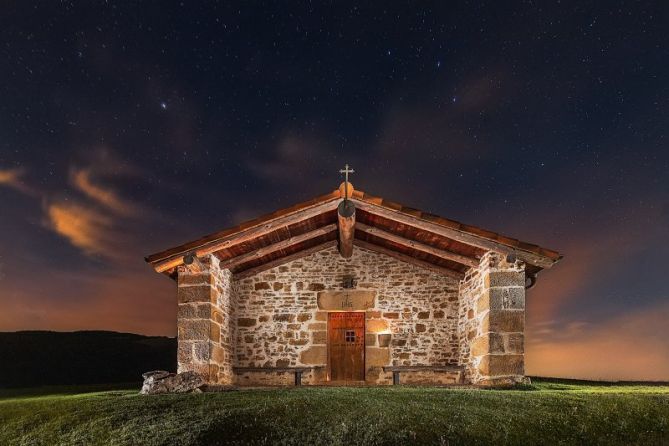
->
xmin=328 ymin=312 xmax=365 ymax=382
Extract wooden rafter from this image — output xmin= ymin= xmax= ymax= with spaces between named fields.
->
xmin=355 ymin=222 xmax=479 ymax=268
xmin=151 ymin=199 xmax=339 ymax=272
xmin=219 ymin=223 xmax=337 ymax=269
xmin=354 ymin=240 xmax=464 ymax=280
xmin=234 ymin=240 xmax=338 ymax=279
xmin=351 ymin=199 xmax=555 ymax=268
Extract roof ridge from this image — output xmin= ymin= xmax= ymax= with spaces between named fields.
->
xmin=145 ymin=185 xmax=561 ymax=274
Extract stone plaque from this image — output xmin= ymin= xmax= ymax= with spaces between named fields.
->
xmin=317 ymin=291 xmax=376 ymax=311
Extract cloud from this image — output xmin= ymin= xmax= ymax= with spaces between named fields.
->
xmin=1 ymin=153 xmax=155 ymax=263
xmin=70 ymin=167 xmax=139 ymax=217
xmin=0 ymin=168 xmax=22 ymax=186
xmin=45 ymin=201 xmax=116 ymax=257
xmin=0 ymin=168 xmax=37 ymax=196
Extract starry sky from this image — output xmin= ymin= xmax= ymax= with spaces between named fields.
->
xmin=1 ymin=2 xmax=668 ymax=380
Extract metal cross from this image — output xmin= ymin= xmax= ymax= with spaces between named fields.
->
xmin=339 ymin=164 xmax=355 ymax=200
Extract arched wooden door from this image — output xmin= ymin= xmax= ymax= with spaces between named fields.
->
xmin=328 ymin=312 xmax=365 ymax=382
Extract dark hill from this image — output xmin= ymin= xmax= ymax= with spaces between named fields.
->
xmin=0 ymin=331 xmax=176 ymax=388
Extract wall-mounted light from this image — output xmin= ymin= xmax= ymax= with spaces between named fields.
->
xmin=525 ymin=273 xmax=537 ymax=289
xmin=378 ymin=333 xmax=392 ymax=348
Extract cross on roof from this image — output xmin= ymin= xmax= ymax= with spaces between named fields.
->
xmin=339 ymin=164 xmax=354 ymax=200
xmin=339 ymin=164 xmax=354 ymax=182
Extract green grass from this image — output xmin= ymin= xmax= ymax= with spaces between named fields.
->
xmin=1 ymin=379 xmax=668 ymax=445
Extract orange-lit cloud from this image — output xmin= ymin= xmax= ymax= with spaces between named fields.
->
xmin=526 ymin=302 xmax=669 ymax=381
xmin=0 ymin=168 xmax=36 ymax=196
xmin=45 ymin=201 xmax=117 ymax=258
xmin=70 ymin=168 xmax=139 ymax=217
xmin=0 ymin=168 xmax=22 ymax=185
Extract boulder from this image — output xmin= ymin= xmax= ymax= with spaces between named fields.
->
xmin=140 ymin=370 xmax=205 ymax=395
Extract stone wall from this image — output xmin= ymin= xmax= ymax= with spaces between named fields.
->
xmin=175 ymin=247 xmax=529 ymax=386
xmin=176 ymin=255 xmax=236 ymax=385
xmin=457 ymin=251 xmax=526 ymax=385
xmin=232 ymin=245 xmax=460 ymax=385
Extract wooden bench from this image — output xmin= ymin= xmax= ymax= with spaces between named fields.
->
xmin=233 ymin=367 xmax=318 ymax=386
xmin=382 ymin=365 xmax=465 ymax=385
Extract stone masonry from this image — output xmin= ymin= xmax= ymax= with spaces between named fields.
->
xmin=458 ymin=252 xmax=526 ymax=385
xmin=175 ymin=246 xmax=527 ymax=386
xmin=176 ymin=255 xmax=236 ymax=385
xmin=233 ymin=246 xmax=460 ymax=385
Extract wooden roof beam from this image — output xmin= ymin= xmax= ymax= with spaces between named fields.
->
xmin=337 ymin=200 xmax=355 ymax=258
xmin=355 ymin=222 xmax=479 ymax=268
xmin=219 ymin=223 xmax=337 ymax=270
xmin=354 ymin=240 xmax=464 ymax=280
xmin=352 ymin=199 xmax=556 ymax=269
xmin=234 ymin=240 xmax=338 ymax=279
xmin=151 ymin=199 xmax=339 ymax=273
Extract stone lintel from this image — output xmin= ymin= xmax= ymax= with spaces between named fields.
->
xmin=317 ymin=290 xmax=375 ymax=311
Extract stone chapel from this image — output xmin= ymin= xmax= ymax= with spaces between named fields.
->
xmin=146 ymin=179 xmax=561 ymax=387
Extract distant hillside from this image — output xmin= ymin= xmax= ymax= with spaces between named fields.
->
xmin=0 ymin=331 xmax=176 ymax=388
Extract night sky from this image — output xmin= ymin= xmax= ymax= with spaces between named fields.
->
xmin=1 ymin=2 xmax=668 ymax=380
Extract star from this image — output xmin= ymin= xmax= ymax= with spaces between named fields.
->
xmin=160 ymin=102 xmax=167 ymax=110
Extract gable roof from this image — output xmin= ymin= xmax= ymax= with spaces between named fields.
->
xmin=146 ymin=185 xmax=561 ymax=280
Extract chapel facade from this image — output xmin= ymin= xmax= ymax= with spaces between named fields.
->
xmin=146 ymin=181 xmax=560 ymax=387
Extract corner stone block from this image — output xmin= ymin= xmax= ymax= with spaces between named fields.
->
xmin=478 ymin=287 xmax=525 ymax=312
xmin=478 ymin=354 xmax=524 ymax=376
xmin=485 ymin=271 xmax=525 ymax=288
xmin=209 ymin=364 xmax=220 ymax=381
xmin=486 ymin=310 xmax=524 ymax=333
xmin=471 ymin=333 xmax=504 ymax=356
xmin=178 ymin=285 xmax=214 ymax=304
xmin=505 ymin=333 xmax=524 ymax=353
xmin=498 ymin=287 xmax=525 ymax=309
xmin=177 ymin=304 xmax=196 ymax=319
xmin=210 ymin=322 xmax=221 ymax=343
xmin=193 ymin=341 xmax=210 ymax=362
xmin=178 ymin=319 xmax=210 ymax=340
xmin=177 ymin=273 xmax=214 ymax=287
xmin=177 ymin=342 xmax=192 ymax=364
xmin=211 ymin=345 xmax=226 ymax=364
xmin=470 ymin=336 xmax=488 ymax=357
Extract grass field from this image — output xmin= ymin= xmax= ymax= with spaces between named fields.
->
xmin=1 ymin=379 xmax=668 ymax=445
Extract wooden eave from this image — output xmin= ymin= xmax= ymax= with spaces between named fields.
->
xmin=146 ymin=186 xmax=562 ymax=279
